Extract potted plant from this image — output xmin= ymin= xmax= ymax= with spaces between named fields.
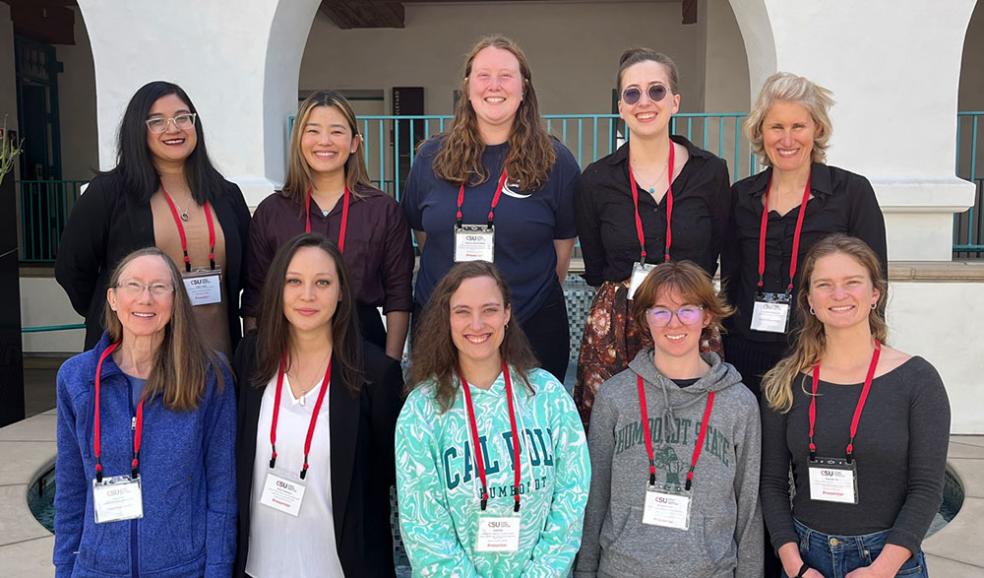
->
xmin=0 ymin=115 xmax=23 ymax=186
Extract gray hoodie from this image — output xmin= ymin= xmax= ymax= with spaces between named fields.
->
xmin=575 ymin=350 xmax=763 ymax=578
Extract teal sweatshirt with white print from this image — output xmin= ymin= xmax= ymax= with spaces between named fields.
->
xmin=396 ymin=366 xmax=590 ymax=578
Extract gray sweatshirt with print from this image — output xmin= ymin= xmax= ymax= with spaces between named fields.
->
xmin=574 ymin=350 xmax=763 ymax=578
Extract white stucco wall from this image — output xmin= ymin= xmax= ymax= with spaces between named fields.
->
xmin=887 ymin=280 xmax=984 ymax=434
xmin=55 ymin=8 xmax=97 ymax=181
xmin=19 ymin=277 xmax=84 ymax=354
xmin=300 ymin=1 xmax=710 ymax=117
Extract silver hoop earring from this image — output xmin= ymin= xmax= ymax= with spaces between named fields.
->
xmin=809 ymin=307 xmax=815 ymax=315
xmin=871 ymin=302 xmax=877 ymax=309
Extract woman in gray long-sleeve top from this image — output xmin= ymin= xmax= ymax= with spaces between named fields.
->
xmin=760 ymin=234 xmax=950 ymax=578
xmin=576 ymin=260 xmax=762 ymax=578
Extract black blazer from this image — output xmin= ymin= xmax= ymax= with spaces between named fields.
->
xmin=232 ymin=334 xmax=403 ymax=577
xmin=54 ymin=170 xmax=251 ymax=350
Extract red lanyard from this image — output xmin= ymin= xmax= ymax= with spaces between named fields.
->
xmin=161 ymin=184 xmax=216 ymax=273
xmin=808 ymin=341 xmax=881 ymax=463
xmin=268 ymin=356 xmax=333 ymax=480
xmin=628 ymin=140 xmax=676 ymax=263
xmin=460 ymin=362 xmax=522 ymax=512
xmin=93 ymin=342 xmax=145 ymax=483
xmin=456 ymin=171 xmax=509 ymax=229
xmin=756 ymin=175 xmax=811 ymax=293
xmin=304 ymin=187 xmax=351 ymax=253
xmin=636 ymin=374 xmax=714 ymax=491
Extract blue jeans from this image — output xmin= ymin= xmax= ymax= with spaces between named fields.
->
xmin=781 ymin=519 xmax=928 ymax=578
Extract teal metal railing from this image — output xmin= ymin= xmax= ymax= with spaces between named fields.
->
xmin=21 ymin=323 xmax=85 ymax=333
xmin=18 ymin=179 xmax=86 ymax=263
xmin=955 ymin=111 xmax=983 ymax=257
xmin=346 ymin=113 xmax=756 ymax=201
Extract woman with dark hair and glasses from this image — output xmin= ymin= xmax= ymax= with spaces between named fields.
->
xmin=243 ymin=91 xmax=413 ymax=359
xmin=574 ymin=49 xmax=731 ymax=428
xmin=54 ymin=247 xmax=236 ymax=577
xmin=576 ymin=260 xmax=762 ymax=578
xmin=56 ymin=81 xmax=251 ymax=357
xmin=233 ymin=233 xmax=403 ymax=577
xmin=401 ymin=35 xmax=579 ymax=382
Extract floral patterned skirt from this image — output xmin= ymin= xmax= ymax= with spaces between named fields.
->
xmin=574 ymin=280 xmax=723 ymax=430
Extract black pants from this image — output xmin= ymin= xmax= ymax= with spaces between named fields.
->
xmin=356 ymin=301 xmax=387 ymax=351
xmin=410 ymin=281 xmax=571 ymax=383
xmin=722 ymin=331 xmax=787 ymax=578
xmin=518 ymin=281 xmax=570 ymax=384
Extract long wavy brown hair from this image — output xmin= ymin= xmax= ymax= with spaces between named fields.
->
xmin=409 ymin=261 xmax=539 ymax=413
xmin=103 ymin=247 xmax=224 ymax=411
xmin=762 ymin=234 xmax=888 ymax=412
xmin=252 ymin=233 xmax=363 ymax=395
xmin=283 ymin=90 xmax=372 ymax=204
xmin=432 ymin=35 xmax=556 ymax=190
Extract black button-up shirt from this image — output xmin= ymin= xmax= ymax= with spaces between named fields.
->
xmin=720 ymin=163 xmax=888 ymax=343
xmin=575 ymin=135 xmax=731 ymax=286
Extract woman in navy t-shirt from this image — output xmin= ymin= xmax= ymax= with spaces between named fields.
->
xmin=402 ymin=35 xmax=579 ymax=382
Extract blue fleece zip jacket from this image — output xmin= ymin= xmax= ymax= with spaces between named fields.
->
xmin=54 ymin=333 xmax=237 ymax=577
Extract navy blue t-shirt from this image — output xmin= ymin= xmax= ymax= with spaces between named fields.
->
xmin=402 ymin=137 xmax=579 ymax=322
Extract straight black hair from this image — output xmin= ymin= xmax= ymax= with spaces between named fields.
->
xmin=113 ymin=81 xmax=226 ymax=204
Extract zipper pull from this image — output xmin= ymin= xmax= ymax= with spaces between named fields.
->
xmin=131 ymin=417 xmax=137 ymax=431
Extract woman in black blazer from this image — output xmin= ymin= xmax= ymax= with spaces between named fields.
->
xmin=55 ymin=81 xmax=251 ymax=357
xmin=232 ymin=233 xmax=403 ymax=578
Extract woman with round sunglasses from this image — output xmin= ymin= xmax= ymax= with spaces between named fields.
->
xmin=243 ymin=91 xmax=414 ymax=359
xmin=233 ymin=233 xmax=403 ymax=577
xmin=54 ymin=247 xmax=236 ymax=577
xmin=760 ymin=235 xmax=948 ymax=578
xmin=401 ymin=35 xmax=579 ymax=382
xmin=56 ymin=81 xmax=251 ymax=358
xmin=719 ymin=73 xmax=887 ymax=401
xmin=576 ymin=260 xmax=762 ymax=578
xmin=395 ymin=261 xmax=590 ymax=577
xmin=574 ymin=49 xmax=731 ymax=428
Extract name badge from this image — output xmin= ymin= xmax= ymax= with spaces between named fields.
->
xmin=808 ymin=457 xmax=859 ymax=504
xmin=182 ymin=269 xmax=223 ymax=307
xmin=92 ymin=475 xmax=144 ymax=524
xmin=628 ymin=262 xmax=656 ymax=300
xmin=259 ymin=471 xmax=307 ymax=517
xmin=750 ymin=291 xmax=791 ymax=333
xmin=454 ymin=225 xmax=495 ymax=263
xmin=642 ymin=484 xmax=691 ymax=530
xmin=475 ymin=513 xmax=521 ymax=552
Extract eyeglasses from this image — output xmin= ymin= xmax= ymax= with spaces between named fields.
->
xmin=116 ymin=280 xmax=175 ymax=298
xmin=645 ymin=305 xmax=704 ymax=327
xmin=621 ymin=84 xmax=668 ymax=105
xmin=145 ymin=113 xmax=197 ymax=134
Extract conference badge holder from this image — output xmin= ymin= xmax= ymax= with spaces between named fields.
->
xmin=642 ymin=484 xmax=692 ymax=530
xmin=92 ymin=475 xmax=144 ymax=524
xmin=182 ymin=268 xmax=223 ymax=307
xmin=750 ymin=291 xmax=791 ymax=333
xmin=475 ymin=511 xmax=521 ymax=552
xmin=454 ymin=224 xmax=495 ymax=263
xmin=259 ymin=470 xmax=307 ymax=517
xmin=808 ymin=456 xmax=859 ymax=505
xmin=628 ymin=262 xmax=656 ymax=300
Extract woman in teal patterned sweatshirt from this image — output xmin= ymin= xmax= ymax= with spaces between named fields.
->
xmin=396 ymin=261 xmax=590 ymax=577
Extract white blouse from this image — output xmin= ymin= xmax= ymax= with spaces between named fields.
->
xmin=245 ymin=374 xmax=345 ymax=578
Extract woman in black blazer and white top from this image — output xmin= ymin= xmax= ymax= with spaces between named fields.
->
xmin=232 ymin=233 xmax=403 ymax=577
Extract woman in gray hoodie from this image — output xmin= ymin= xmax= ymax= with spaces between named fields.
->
xmin=576 ymin=260 xmax=763 ymax=578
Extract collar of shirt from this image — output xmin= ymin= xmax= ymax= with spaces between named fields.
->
xmin=735 ymin=162 xmax=834 ymax=200
xmin=604 ymin=134 xmax=715 ymax=167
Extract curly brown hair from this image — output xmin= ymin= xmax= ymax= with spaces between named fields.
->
xmin=431 ymin=35 xmax=556 ymax=191
xmin=408 ymin=261 xmax=539 ymax=413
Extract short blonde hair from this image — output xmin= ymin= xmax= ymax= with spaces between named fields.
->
xmin=745 ymin=72 xmax=834 ymax=167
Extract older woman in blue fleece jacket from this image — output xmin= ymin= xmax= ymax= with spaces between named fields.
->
xmin=54 ymin=247 xmax=236 ymax=578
